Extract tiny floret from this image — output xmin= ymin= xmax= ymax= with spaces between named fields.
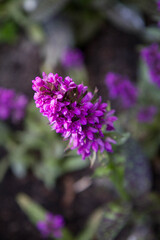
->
xmin=32 ymin=73 xmax=117 ymax=159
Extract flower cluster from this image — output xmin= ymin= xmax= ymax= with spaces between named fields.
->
xmin=61 ymin=48 xmax=84 ymax=68
xmin=105 ymin=72 xmax=138 ymax=109
xmin=32 ymin=72 xmax=117 ymax=160
xmin=141 ymin=43 xmax=160 ymax=88
xmin=0 ymin=87 xmax=28 ymax=123
xmin=37 ymin=213 xmax=64 ymax=238
xmin=137 ymin=106 xmax=158 ymax=123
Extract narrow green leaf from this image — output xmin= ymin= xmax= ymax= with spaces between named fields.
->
xmin=16 ymin=193 xmax=46 ymax=225
xmin=77 ymin=209 xmax=103 ymax=240
xmin=0 ymin=121 xmax=10 ymax=144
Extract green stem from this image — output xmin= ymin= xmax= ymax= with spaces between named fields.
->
xmin=111 ymin=175 xmax=129 ymax=202
xmin=109 ymin=161 xmax=129 ymax=202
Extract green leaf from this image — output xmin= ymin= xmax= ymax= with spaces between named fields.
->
xmin=33 ymin=160 xmax=61 ymax=188
xmin=0 ymin=121 xmax=10 ymax=144
xmin=112 ymin=132 xmax=130 ymax=146
xmin=143 ymin=27 xmax=160 ymax=42
xmin=77 ymin=209 xmax=103 ymax=240
xmin=61 ymin=229 xmax=74 ymax=240
xmin=9 ymin=144 xmax=33 ymax=178
xmin=26 ymin=23 xmax=45 ymax=44
xmin=0 ymin=21 xmax=18 ymax=43
xmin=11 ymin=162 xmax=27 ymax=178
xmin=97 ymin=202 xmax=131 ymax=240
xmin=94 ymin=165 xmax=111 ymax=177
xmin=16 ymin=193 xmax=46 ymax=225
xmin=63 ymin=155 xmax=88 ymax=172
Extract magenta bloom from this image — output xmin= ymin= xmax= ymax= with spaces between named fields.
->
xmin=61 ymin=48 xmax=84 ymax=68
xmin=137 ymin=106 xmax=158 ymax=123
xmin=37 ymin=213 xmax=64 ymax=238
xmin=32 ymin=72 xmax=117 ymax=160
xmin=105 ymin=72 xmax=138 ymax=109
xmin=141 ymin=43 xmax=160 ymax=88
xmin=0 ymin=87 xmax=28 ymax=122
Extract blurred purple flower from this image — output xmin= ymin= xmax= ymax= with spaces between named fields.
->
xmin=0 ymin=87 xmax=28 ymax=122
xmin=61 ymin=48 xmax=84 ymax=68
xmin=137 ymin=106 xmax=158 ymax=123
xmin=0 ymin=88 xmax=14 ymax=120
xmin=37 ymin=213 xmax=64 ymax=239
xmin=105 ymin=72 xmax=138 ymax=109
xmin=157 ymin=0 xmax=160 ymax=11
xmin=12 ymin=95 xmax=28 ymax=122
xmin=32 ymin=72 xmax=117 ymax=160
xmin=141 ymin=43 xmax=160 ymax=87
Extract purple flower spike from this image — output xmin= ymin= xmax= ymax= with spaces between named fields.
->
xmin=37 ymin=213 xmax=64 ymax=239
xmin=0 ymin=87 xmax=28 ymax=122
xmin=137 ymin=106 xmax=158 ymax=123
xmin=105 ymin=72 xmax=138 ymax=109
xmin=141 ymin=43 xmax=160 ymax=88
xmin=61 ymin=48 xmax=84 ymax=68
xmin=32 ymin=72 xmax=118 ymax=160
